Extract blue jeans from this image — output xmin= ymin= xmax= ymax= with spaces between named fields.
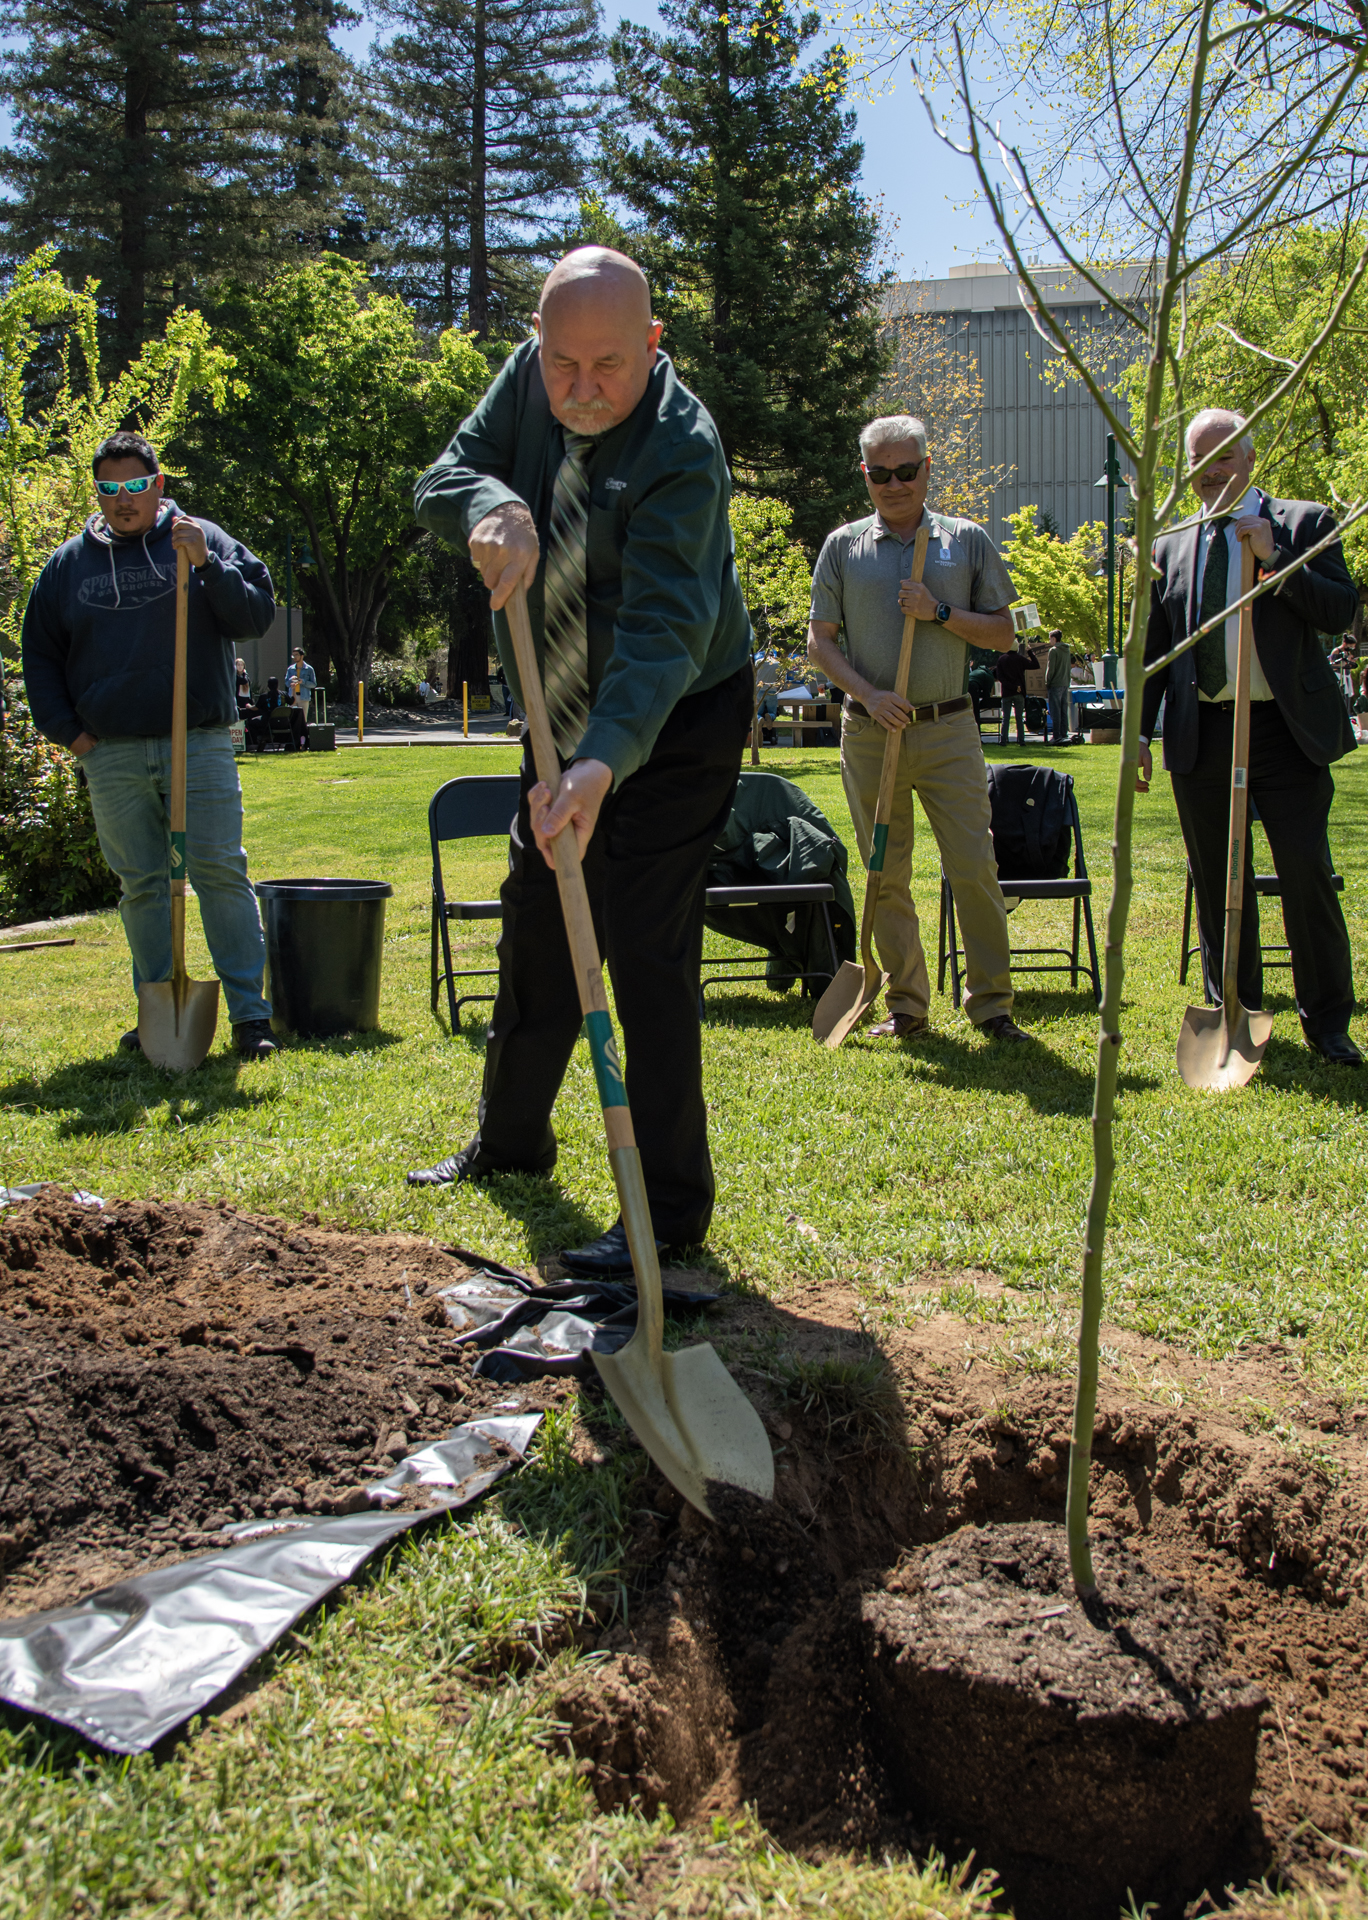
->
xmin=81 ymin=728 xmax=271 ymax=1026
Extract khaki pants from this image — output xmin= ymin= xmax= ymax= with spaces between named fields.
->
xmin=840 ymin=704 xmax=1013 ymax=1025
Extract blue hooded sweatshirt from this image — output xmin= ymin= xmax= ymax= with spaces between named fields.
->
xmin=21 ymin=498 xmax=276 ymax=748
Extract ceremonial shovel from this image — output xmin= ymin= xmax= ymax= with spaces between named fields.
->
xmin=1176 ymin=541 xmax=1273 ymax=1090
xmin=504 ymin=582 xmax=773 ymax=1518
xmin=812 ymin=522 xmax=929 ymax=1047
xmin=136 ymin=546 xmax=220 ymax=1070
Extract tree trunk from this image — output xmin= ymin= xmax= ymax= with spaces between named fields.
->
xmin=467 ymin=0 xmax=490 ymax=337
xmin=445 ymin=556 xmax=492 ymax=698
xmin=116 ymin=31 xmax=151 ymax=369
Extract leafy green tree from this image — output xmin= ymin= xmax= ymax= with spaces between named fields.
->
xmin=189 ymin=255 xmax=491 ymax=697
xmin=1000 ymin=506 xmax=1107 ymax=654
xmin=1146 ymin=224 xmax=1368 ymax=582
xmin=0 ymin=248 xmax=235 ymax=654
xmin=366 ymin=0 xmax=602 ymax=334
xmin=602 ymin=0 xmax=885 ymax=546
xmin=0 ymin=0 xmax=366 ymax=368
xmin=730 ymin=494 xmax=811 ymax=661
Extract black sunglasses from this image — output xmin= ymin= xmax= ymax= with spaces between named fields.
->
xmin=861 ymin=459 xmax=924 ymax=485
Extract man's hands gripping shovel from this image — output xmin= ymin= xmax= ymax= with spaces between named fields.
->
xmin=502 ymin=582 xmax=774 ymax=1518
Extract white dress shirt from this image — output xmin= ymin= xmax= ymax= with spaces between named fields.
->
xmin=1195 ymin=485 xmax=1273 ymax=703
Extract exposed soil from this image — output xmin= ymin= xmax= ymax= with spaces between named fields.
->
xmin=0 ymin=1190 xmax=576 ymax=1613
xmin=4 ymin=1193 xmax=1368 ymax=1909
xmin=560 ymin=1275 xmax=1368 ymax=1911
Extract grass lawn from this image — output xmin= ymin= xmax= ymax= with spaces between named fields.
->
xmin=1 ymin=733 xmax=1366 ymax=1916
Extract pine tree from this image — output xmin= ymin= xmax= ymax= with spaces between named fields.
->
xmin=366 ymin=0 xmax=602 ymax=334
xmin=0 ymin=1 xmax=366 ymax=368
xmin=602 ymin=0 xmax=885 ymax=545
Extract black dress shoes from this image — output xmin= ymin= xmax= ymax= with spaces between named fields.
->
xmin=406 ymin=1138 xmax=487 ymax=1187
xmin=560 ymin=1219 xmax=671 ymax=1278
xmin=1305 ymin=1031 xmax=1364 ymax=1067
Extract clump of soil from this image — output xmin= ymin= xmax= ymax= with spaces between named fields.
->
xmin=865 ymin=1523 xmax=1265 ymax=1920
xmin=0 ymin=1190 xmax=570 ymax=1612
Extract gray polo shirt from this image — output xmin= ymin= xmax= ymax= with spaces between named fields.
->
xmin=810 ymin=510 xmax=1015 ymax=707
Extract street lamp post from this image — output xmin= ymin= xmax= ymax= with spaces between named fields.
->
xmin=1093 ymin=434 xmax=1122 ymax=656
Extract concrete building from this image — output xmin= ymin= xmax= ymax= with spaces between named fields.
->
xmin=879 ymin=262 xmax=1151 ymax=549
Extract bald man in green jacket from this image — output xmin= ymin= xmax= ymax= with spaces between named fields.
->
xmin=407 ymin=248 xmax=754 ymax=1276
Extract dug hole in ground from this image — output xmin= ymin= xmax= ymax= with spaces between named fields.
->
xmin=3 ymin=1192 xmax=1365 ymax=1917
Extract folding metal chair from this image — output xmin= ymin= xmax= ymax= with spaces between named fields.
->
xmin=699 ymin=882 xmax=841 ymax=1010
xmin=1178 ymin=818 xmax=1345 ymax=1000
xmin=429 ymin=774 xmax=521 ymax=1029
xmin=937 ymin=766 xmax=1101 ymax=1006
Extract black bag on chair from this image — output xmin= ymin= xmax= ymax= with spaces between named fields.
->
xmin=986 ymin=763 xmax=1072 ymax=882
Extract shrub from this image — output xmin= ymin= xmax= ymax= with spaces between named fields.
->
xmin=0 ymin=675 xmax=118 ymax=922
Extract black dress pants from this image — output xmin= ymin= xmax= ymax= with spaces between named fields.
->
xmin=470 ymin=659 xmax=754 ymax=1244
xmin=1172 ymin=701 xmax=1354 ymax=1037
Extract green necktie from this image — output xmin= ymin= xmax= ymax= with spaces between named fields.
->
xmin=541 ymin=432 xmax=595 ymax=758
xmin=1195 ymin=519 xmax=1231 ymax=698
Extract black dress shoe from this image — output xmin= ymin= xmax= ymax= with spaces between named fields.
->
xmin=1305 ymin=1031 xmax=1364 ymax=1067
xmin=120 ymin=1027 xmax=141 ymax=1054
xmin=560 ymin=1219 xmax=670 ymax=1277
xmin=406 ymin=1138 xmax=487 ymax=1187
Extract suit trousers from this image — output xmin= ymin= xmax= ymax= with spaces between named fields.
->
xmin=1172 ymin=702 xmax=1354 ymax=1037
xmin=999 ymin=692 xmax=1027 ymax=745
xmin=841 ymin=705 xmax=1014 ymax=1026
xmin=470 ymin=660 xmax=753 ymax=1244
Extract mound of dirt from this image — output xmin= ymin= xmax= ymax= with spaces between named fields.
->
xmin=0 ymin=1191 xmax=570 ymax=1613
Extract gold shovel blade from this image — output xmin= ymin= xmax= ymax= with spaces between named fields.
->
xmin=1176 ymin=1001 xmax=1273 ymax=1091
xmin=811 ymin=959 xmax=889 ymax=1049
xmin=137 ymin=976 xmax=221 ymax=1072
xmin=593 ymin=1335 xmax=774 ymax=1520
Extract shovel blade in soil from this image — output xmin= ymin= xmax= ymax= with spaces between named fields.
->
xmin=137 ymin=976 xmax=220 ymax=1072
xmin=1176 ymin=1001 xmax=1273 ymax=1091
xmin=594 ymin=1337 xmax=774 ymax=1519
xmin=811 ymin=959 xmax=888 ymax=1049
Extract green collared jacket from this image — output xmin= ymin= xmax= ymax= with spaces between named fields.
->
xmin=414 ymin=340 xmax=752 ymax=787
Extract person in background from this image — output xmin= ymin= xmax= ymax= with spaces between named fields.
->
xmin=1045 ymin=628 xmax=1074 ymax=745
xmin=285 ymin=646 xmax=316 ymax=720
xmin=995 ymin=635 xmax=1038 ymax=747
xmin=807 ymin=412 xmax=1028 ymax=1044
xmin=235 ymin=658 xmax=251 ymax=703
xmin=1138 ymin=406 xmax=1360 ymax=1067
xmin=20 ymin=429 xmax=278 ymax=1060
xmin=257 ymin=674 xmax=306 ymax=751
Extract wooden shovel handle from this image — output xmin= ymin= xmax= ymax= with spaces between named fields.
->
xmin=1220 ymin=542 xmax=1256 ymax=1012
xmin=169 ymin=544 xmax=190 ymax=986
xmin=872 ymin=523 xmax=930 ymax=834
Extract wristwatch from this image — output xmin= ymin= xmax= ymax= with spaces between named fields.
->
xmin=934 ymin=602 xmax=952 ymax=625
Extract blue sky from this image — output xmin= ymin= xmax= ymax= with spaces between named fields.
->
xmin=336 ymin=5 xmax=1011 ymax=281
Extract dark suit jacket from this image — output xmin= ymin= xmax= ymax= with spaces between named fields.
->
xmin=1139 ymin=495 xmax=1357 ymax=772
xmin=995 ymin=647 xmax=1038 ymax=697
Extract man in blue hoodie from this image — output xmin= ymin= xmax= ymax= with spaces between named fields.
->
xmin=21 ymin=431 xmax=280 ymax=1061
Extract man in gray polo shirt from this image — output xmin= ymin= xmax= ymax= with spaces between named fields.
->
xmin=808 ymin=414 xmax=1027 ymax=1041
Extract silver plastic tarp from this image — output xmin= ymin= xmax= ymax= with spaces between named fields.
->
xmin=0 ymin=1412 xmax=542 ymax=1754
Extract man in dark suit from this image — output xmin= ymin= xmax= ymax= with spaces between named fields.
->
xmin=1138 ymin=408 xmax=1360 ymax=1065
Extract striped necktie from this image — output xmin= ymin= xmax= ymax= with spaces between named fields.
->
xmin=542 ymin=431 xmax=595 ymax=757
xmin=1195 ymin=518 xmax=1231 ymax=698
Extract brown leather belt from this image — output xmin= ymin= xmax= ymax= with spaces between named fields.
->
xmin=845 ymin=694 xmax=972 ymax=725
